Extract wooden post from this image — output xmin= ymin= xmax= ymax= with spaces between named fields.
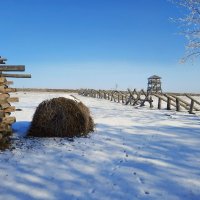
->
xmin=149 ymin=96 xmax=153 ymax=108
xmin=167 ymin=97 xmax=171 ymax=110
xmin=118 ymin=94 xmax=120 ymax=103
xmin=176 ymin=98 xmax=181 ymax=112
xmin=1 ymin=73 xmax=31 ymax=78
xmin=125 ymin=95 xmax=128 ymax=104
xmin=114 ymin=95 xmax=116 ymax=102
xmin=0 ymin=65 xmax=25 ymax=71
xmin=122 ymin=95 xmax=124 ymax=104
xmin=189 ymin=99 xmax=195 ymax=114
xmin=158 ymin=97 xmax=162 ymax=109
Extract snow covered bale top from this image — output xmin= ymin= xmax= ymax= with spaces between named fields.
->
xmin=28 ymin=97 xmax=94 ymax=137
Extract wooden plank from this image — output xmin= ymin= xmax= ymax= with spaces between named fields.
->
xmin=0 ymin=93 xmax=10 ymax=99
xmin=5 ymin=112 xmax=11 ymax=117
xmin=0 ymin=65 xmax=25 ymax=71
xmin=1 ymin=117 xmax=16 ymax=124
xmin=0 ymin=81 xmax=13 ymax=86
xmin=0 ymin=85 xmax=6 ymax=90
xmin=0 ymin=110 xmax=5 ymax=118
xmin=0 ymin=124 xmax=7 ymax=132
xmin=4 ymin=106 xmax=15 ymax=113
xmin=7 ymin=97 xmax=19 ymax=103
xmin=1 ymin=73 xmax=31 ymax=78
xmin=0 ymin=125 xmax=12 ymax=133
xmin=0 ymin=103 xmax=11 ymax=109
xmin=0 ymin=88 xmax=17 ymax=93
xmin=0 ymin=77 xmax=6 ymax=83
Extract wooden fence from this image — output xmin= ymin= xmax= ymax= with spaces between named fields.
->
xmin=0 ymin=56 xmax=31 ymax=149
xmin=78 ymin=89 xmax=200 ymax=114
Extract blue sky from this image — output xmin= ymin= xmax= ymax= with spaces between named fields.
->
xmin=1 ymin=0 xmax=199 ymax=92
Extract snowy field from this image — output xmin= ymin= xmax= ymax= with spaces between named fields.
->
xmin=0 ymin=92 xmax=200 ymax=200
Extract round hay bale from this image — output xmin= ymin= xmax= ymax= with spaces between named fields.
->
xmin=27 ymin=97 xmax=94 ymax=137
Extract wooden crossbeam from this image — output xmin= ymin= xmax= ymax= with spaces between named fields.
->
xmin=1 ymin=73 xmax=31 ymax=78
xmin=170 ymin=94 xmax=200 ymax=111
xmin=164 ymin=94 xmax=189 ymax=110
xmin=0 ymin=65 xmax=25 ymax=71
xmin=153 ymin=93 xmax=176 ymax=108
xmin=185 ymin=94 xmax=200 ymax=106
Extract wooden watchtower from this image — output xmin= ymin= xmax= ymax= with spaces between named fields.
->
xmin=147 ymin=75 xmax=162 ymax=93
xmin=0 ymin=56 xmax=31 ymax=148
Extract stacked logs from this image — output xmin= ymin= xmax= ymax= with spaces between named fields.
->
xmin=0 ymin=56 xmax=31 ymax=149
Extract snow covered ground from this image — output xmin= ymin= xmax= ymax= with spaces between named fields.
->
xmin=0 ymin=92 xmax=200 ymax=200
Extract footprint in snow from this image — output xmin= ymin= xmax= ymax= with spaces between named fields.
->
xmin=89 ymin=189 xmax=95 ymax=194
xmin=109 ymin=165 xmax=120 ymax=176
xmin=137 ymin=177 xmax=145 ymax=184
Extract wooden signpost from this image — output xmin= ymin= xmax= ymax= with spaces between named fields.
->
xmin=0 ymin=56 xmax=31 ymax=148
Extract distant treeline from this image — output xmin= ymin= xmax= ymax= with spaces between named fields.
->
xmin=16 ymin=88 xmax=79 ymax=93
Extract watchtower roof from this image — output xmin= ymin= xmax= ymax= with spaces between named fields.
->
xmin=148 ymin=75 xmax=161 ymax=79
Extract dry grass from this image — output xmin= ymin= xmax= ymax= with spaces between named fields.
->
xmin=28 ymin=97 xmax=94 ymax=137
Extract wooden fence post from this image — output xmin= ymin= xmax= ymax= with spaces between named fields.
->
xmin=149 ymin=96 xmax=153 ymax=108
xmin=189 ymin=99 xmax=194 ymax=114
xmin=122 ymin=95 xmax=124 ymax=104
xmin=176 ymin=98 xmax=180 ymax=112
xmin=158 ymin=97 xmax=162 ymax=109
xmin=167 ymin=97 xmax=171 ymax=110
xmin=104 ymin=92 xmax=106 ymax=99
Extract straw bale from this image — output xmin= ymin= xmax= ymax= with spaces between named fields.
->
xmin=28 ymin=97 xmax=94 ymax=137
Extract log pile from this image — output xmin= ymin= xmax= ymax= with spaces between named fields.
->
xmin=0 ymin=56 xmax=31 ymax=149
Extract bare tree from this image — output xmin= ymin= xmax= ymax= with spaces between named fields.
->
xmin=173 ymin=0 xmax=200 ymax=62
